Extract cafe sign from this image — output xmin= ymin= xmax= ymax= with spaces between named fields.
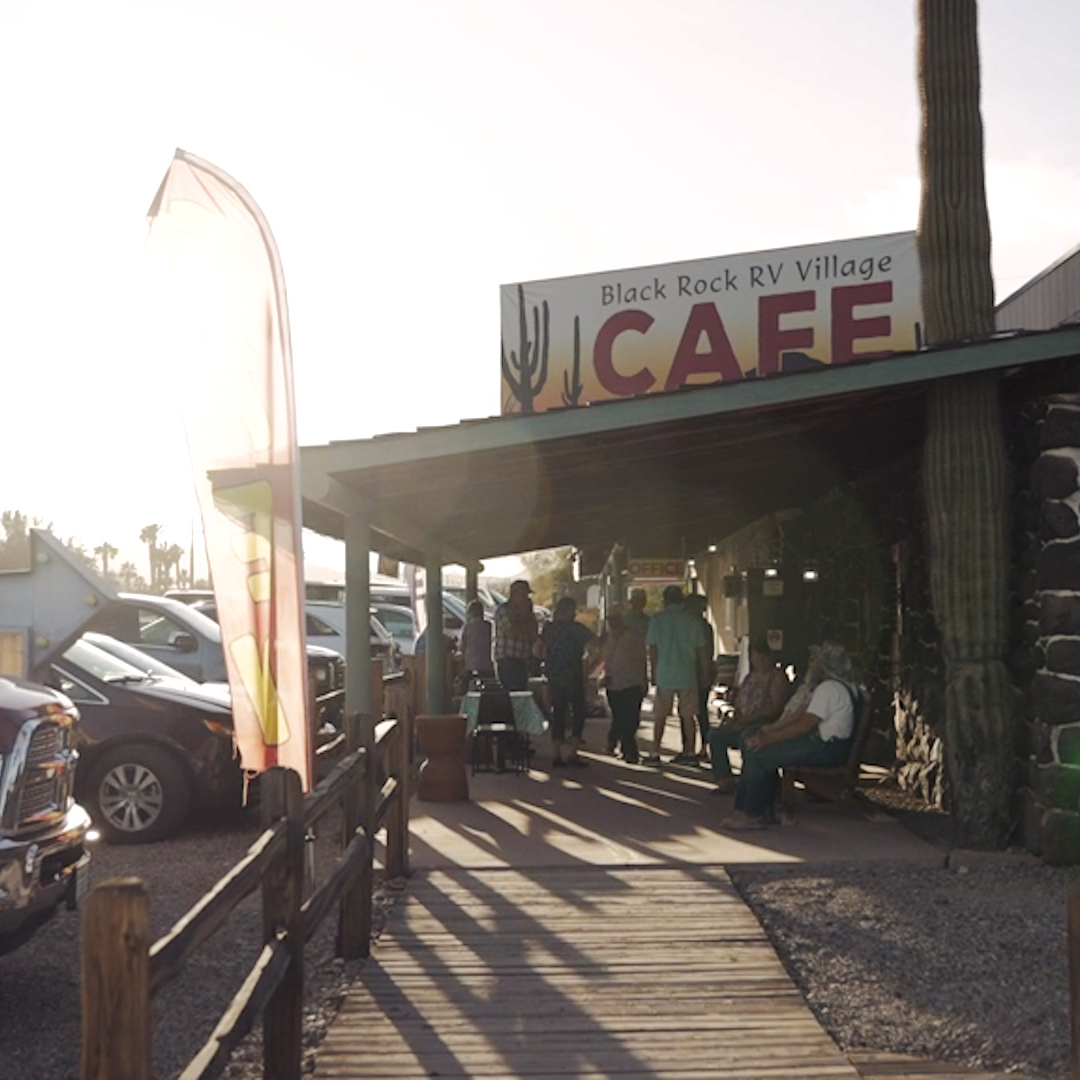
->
xmin=499 ymin=232 xmax=922 ymax=415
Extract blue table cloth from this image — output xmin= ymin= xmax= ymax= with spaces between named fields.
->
xmin=460 ymin=691 xmax=549 ymax=735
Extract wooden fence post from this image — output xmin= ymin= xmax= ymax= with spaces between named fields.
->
xmin=262 ymin=767 xmax=305 ymax=1080
xmin=359 ymin=711 xmax=376 ymax=955
xmin=81 ymin=878 xmax=151 ymax=1080
xmin=338 ymin=712 xmax=372 ymax=959
xmin=387 ymin=719 xmax=410 ymax=879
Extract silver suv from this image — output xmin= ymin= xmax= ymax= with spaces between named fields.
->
xmin=90 ymin=593 xmax=346 ymax=730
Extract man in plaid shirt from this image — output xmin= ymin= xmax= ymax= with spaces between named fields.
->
xmin=493 ymin=579 xmax=539 ymax=691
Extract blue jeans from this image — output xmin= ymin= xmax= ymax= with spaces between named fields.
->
xmin=735 ymin=733 xmax=852 ymax=817
xmin=708 ymin=721 xmax=764 ymax=780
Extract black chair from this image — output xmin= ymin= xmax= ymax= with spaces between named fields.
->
xmin=471 ymin=687 xmax=529 ymax=775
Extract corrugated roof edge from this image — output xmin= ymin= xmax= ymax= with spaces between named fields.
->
xmin=996 ymin=241 xmax=1080 ymax=311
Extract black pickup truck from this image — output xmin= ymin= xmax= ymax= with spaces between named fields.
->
xmin=0 ymin=676 xmax=91 ymax=954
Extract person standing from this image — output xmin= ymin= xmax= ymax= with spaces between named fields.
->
xmin=537 ymin=596 xmax=596 ymax=768
xmin=644 ymin=585 xmax=708 ymax=765
xmin=458 ymin=598 xmax=494 ymax=687
xmin=601 ymin=606 xmax=648 ymax=763
xmin=606 ymin=588 xmax=651 ymax=752
xmin=708 ymin=638 xmax=789 ymax=792
xmin=685 ymin=593 xmax=715 ymax=760
xmin=627 ymin=588 xmax=650 ymax=636
xmin=492 ymin=580 xmax=538 ymax=691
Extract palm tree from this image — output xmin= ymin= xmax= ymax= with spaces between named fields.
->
xmin=918 ymin=0 xmax=1011 ymax=847
xmin=163 ymin=543 xmax=185 ymax=589
xmin=139 ymin=524 xmax=161 ymax=589
xmin=95 ymin=541 xmax=119 ymax=578
xmin=118 ymin=561 xmax=142 ymax=590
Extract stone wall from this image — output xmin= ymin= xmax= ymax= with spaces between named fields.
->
xmin=1015 ymin=394 xmax=1080 ymax=864
xmin=779 ymin=459 xmax=928 ymax=770
xmin=870 ymin=454 xmax=947 ymax=809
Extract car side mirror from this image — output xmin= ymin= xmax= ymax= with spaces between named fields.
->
xmin=171 ymin=632 xmax=198 ymax=653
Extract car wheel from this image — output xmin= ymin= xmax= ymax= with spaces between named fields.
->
xmin=87 ymin=745 xmax=192 ymax=844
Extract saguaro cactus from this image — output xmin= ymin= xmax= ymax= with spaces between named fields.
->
xmin=561 ymin=316 xmax=584 ymax=408
xmin=501 ymin=284 xmax=549 ymax=414
xmin=918 ymin=0 xmax=1012 ymax=847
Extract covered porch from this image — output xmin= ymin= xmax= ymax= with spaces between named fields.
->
xmin=300 ymin=324 xmax=1080 ymax=736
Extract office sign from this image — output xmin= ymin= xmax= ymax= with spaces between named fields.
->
xmin=500 ymin=232 xmax=921 ymax=414
xmin=627 ymin=557 xmax=686 ymax=583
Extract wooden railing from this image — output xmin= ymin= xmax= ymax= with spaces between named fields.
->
xmin=80 ymin=709 xmax=412 ymax=1080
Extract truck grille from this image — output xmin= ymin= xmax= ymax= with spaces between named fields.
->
xmin=26 ymin=723 xmax=65 ymax=767
xmin=8 ymin=721 xmax=75 ymax=830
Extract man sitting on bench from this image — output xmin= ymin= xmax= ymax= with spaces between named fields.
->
xmin=720 ymin=642 xmax=858 ymax=831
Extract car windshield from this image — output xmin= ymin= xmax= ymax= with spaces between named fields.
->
xmin=63 ymin=637 xmax=154 ymax=683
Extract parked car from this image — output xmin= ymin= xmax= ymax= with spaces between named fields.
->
xmin=0 ymin=676 xmax=91 ymax=954
xmin=44 ymin=637 xmax=241 ymax=844
xmin=91 ymin=593 xmax=231 ymax=682
xmin=370 ymin=602 xmax=419 ymax=658
xmin=447 ymin=584 xmax=503 ymax=619
xmin=445 ymin=584 xmax=551 ymax=624
xmin=90 ymin=592 xmax=346 ymax=731
xmin=369 ymin=585 xmax=470 ymax=642
xmin=162 ymin=588 xmax=215 ymax=605
xmin=297 ymin=600 xmax=403 ymax=667
xmin=83 ymin=630 xmax=229 ymax=697
xmin=187 ymin=598 xmax=400 ymax=675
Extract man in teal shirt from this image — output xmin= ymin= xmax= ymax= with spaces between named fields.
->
xmin=645 ymin=585 xmax=708 ymax=765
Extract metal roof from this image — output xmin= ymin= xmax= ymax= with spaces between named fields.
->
xmin=996 ymin=242 xmax=1080 ymax=332
xmin=300 ymin=325 xmax=1080 ymax=565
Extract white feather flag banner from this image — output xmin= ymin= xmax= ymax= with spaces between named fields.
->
xmin=146 ymin=149 xmax=312 ymax=790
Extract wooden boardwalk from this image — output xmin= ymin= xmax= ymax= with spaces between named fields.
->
xmin=314 ymin=864 xmax=860 ymax=1079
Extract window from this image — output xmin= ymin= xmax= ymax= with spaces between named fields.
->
xmin=306 ymin=614 xmax=340 ymax=637
xmin=135 ymin=608 xmax=184 ymax=647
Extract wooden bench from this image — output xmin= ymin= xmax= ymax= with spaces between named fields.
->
xmin=780 ymin=689 xmax=873 ymax=816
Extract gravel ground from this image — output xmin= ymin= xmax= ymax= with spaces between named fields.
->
xmin=730 ymin=786 xmax=1077 ymax=1080
xmin=0 ymin=804 xmax=398 ymax=1080
xmin=3 ymin=790 xmax=1074 ymax=1079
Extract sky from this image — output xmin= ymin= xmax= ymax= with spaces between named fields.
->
xmin=2 ymin=0 xmax=1078 ymax=580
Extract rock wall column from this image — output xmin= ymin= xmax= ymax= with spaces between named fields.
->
xmin=1018 ymin=394 xmax=1080 ymax=864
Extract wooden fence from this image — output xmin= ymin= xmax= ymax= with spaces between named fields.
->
xmin=80 ymin=709 xmax=412 ymax=1080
